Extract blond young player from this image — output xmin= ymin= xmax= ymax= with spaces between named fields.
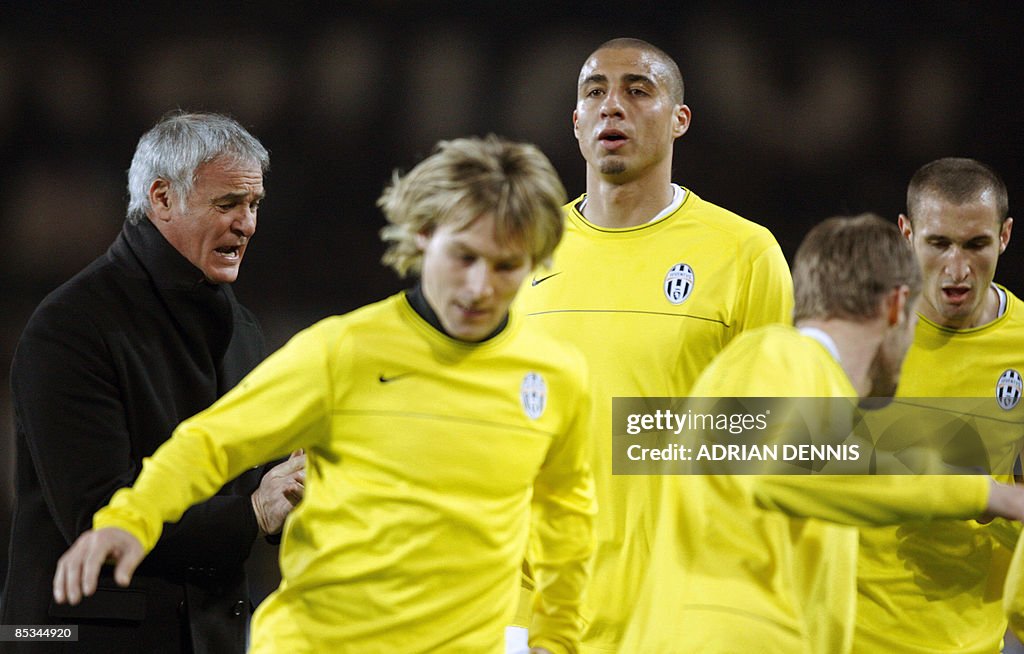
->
xmin=855 ymin=158 xmax=1024 ymax=653
xmin=51 ymin=136 xmax=596 ymax=654
xmin=619 ymin=214 xmax=1024 ymax=653
xmin=515 ymin=37 xmax=793 ymax=652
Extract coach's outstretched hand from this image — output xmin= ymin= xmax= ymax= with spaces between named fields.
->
xmin=52 ymin=527 xmax=143 ymax=606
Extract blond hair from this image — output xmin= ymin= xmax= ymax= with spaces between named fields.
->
xmin=379 ymin=135 xmax=567 ymax=277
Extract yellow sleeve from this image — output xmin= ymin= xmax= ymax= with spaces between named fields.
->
xmin=1004 ymin=526 xmax=1024 ymax=639
xmin=93 ymin=321 xmax=336 ymax=551
xmin=734 ymin=236 xmax=794 ymax=332
xmin=753 ymin=474 xmax=990 ymax=527
xmin=528 ymin=370 xmax=597 ymax=654
xmin=789 ymin=520 xmax=858 ymax=654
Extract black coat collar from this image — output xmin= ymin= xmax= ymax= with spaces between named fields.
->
xmin=118 ymin=217 xmax=211 ymax=290
xmin=113 ymin=217 xmax=235 ymax=357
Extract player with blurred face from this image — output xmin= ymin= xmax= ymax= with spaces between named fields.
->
xmin=619 ymin=214 xmax=1024 ymax=654
xmin=417 ymin=213 xmax=532 ymax=342
xmin=52 ymin=136 xmax=595 ymax=654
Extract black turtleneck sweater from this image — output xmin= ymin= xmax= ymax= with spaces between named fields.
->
xmin=3 ymin=218 xmax=267 ymax=654
xmin=404 ymin=283 xmax=509 ymax=341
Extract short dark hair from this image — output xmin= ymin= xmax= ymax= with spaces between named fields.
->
xmin=906 ymin=157 xmax=1009 ymax=225
xmin=588 ymin=37 xmax=684 ymax=104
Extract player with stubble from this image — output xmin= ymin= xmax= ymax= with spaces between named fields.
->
xmin=514 ymin=37 xmax=793 ymax=652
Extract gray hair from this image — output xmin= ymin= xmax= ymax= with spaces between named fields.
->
xmin=126 ymin=111 xmax=269 ymax=224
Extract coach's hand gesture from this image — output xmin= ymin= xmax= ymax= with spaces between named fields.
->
xmin=252 ymin=449 xmax=306 ymax=535
xmin=53 ymin=527 xmax=143 ymax=605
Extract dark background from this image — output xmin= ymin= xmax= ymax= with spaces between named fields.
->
xmin=1 ymin=0 xmax=1022 ymax=603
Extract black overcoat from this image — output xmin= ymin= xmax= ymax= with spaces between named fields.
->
xmin=2 ymin=218 xmax=267 ymax=653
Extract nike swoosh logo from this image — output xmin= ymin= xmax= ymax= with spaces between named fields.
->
xmin=378 ymin=372 xmax=415 ymax=384
xmin=531 ymin=272 xmax=561 ymax=286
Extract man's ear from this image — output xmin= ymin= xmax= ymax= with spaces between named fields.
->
xmin=897 ymin=214 xmax=913 ymax=242
xmin=884 ymin=285 xmax=910 ymax=328
xmin=148 ymin=179 xmax=174 ymax=222
xmin=672 ymin=104 xmax=692 ymax=139
xmin=999 ymin=216 xmax=1013 ymax=254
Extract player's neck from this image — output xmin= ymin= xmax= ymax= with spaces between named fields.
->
xmin=583 ymin=173 xmax=676 ymax=229
xmin=974 ymin=284 xmax=1004 ymax=327
xmin=798 ymin=318 xmax=885 ymax=399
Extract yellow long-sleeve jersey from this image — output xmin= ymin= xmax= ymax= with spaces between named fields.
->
xmin=516 ymin=189 xmax=794 ymax=652
xmin=93 ymin=292 xmax=596 ymax=654
xmin=620 ymin=324 xmax=989 ymax=654
xmin=856 ymin=285 xmax=1024 ymax=654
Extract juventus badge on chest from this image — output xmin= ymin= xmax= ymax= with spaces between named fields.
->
xmin=996 ymin=369 xmax=1022 ymax=410
xmin=664 ymin=263 xmax=695 ymax=305
xmin=521 ymin=372 xmax=547 ymax=420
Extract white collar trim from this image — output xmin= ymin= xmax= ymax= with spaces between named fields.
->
xmin=798 ymin=326 xmax=841 ymax=364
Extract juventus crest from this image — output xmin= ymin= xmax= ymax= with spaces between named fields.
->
xmin=664 ymin=263 xmax=695 ymax=305
xmin=996 ymin=369 xmax=1022 ymax=411
xmin=521 ymin=372 xmax=547 ymax=420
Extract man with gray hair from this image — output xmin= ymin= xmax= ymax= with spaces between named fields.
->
xmin=51 ymin=135 xmax=595 ymax=654
xmin=2 ymin=111 xmax=303 ymax=653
